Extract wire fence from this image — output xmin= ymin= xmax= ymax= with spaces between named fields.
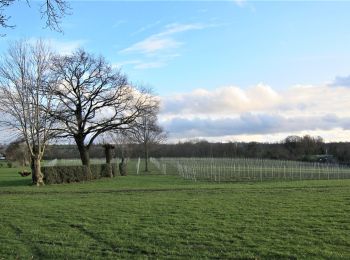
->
xmin=150 ymin=157 xmax=350 ymax=182
xmin=44 ymin=158 xmax=120 ymax=167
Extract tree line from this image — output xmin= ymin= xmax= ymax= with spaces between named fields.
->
xmin=5 ymin=134 xmax=350 ymax=165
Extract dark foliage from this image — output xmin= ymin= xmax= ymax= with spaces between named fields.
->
xmin=42 ymin=163 xmax=118 ymax=184
xmin=43 ymin=135 xmax=350 ymax=164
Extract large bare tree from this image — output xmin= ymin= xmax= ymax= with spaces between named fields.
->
xmin=0 ymin=40 xmax=56 ymax=185
xmin=127 ymin=103 xmax=166 ymax=172
xmin=0 ymin=0 xmax=69 ymax=34
xmin=49 ymin=49 xmax=153 ymax=176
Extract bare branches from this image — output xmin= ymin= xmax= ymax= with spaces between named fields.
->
xmin=125 ymin=98 xmax=166 ymax=171
xmin=127 ymin=109 xmax=167 ymax=147
xmin=0 ymin=0 xmax=15 ymax=35
xmin=0 ymin=0 xmax=70 ymax=35
xmin=48 ymin=49 xmax=155 ymax=166
xmin=41 ymin=0 xmax=70 ymax=32
xmin=0 ymin=39 xmax=56 ymax=184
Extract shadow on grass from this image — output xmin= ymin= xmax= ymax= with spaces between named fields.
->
xmin=0 ymin=178 xmax=32 ymax=187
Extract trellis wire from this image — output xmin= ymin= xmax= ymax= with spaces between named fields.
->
xmin=150 ymin=157 xmax=350 ymax=182
xmin=45 ymin=158 xmax=120 ymax=167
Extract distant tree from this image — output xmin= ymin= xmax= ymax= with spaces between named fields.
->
xmin=0 ymin=142 xmax=6 ymax=154
xmin=0 ymin=40 xmax=56 ymax=185
xmin=0 ymin=0 xmax=70 ymax=35
xmin=127 ymin=103 xmax=166 ymax=172
xmin=301 ymin=135 xmax=324 ymax=155
xmin=48 ymin=49 xmax=153 ymax=177
xmin=5 ymin=139 xmax=30 ymax=166
xmin=283 ymin=135 xmax=324 ymax=160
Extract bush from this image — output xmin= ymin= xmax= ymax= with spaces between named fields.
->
xmin=42 ymin=163 xmax=118 ymax=184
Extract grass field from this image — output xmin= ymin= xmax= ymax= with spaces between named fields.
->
xmin=1 ymin=161 xmax=350 ymax=259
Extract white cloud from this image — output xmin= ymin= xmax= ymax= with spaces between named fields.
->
xmin=162 ymin=84 xmax=282 ymax=118
xmin=51 ymin=39 xmax=86 ymax=55
xmin=158 ymin=23 xmax=205 ymax=36
xmin=119 ymin=22 xmax=207 ymax=69
xmin=29 ymin=38 xmax=86 ymax=55
xmin=159 ymin=83 xmax=350 ymax=142
xmin=131 ymin=20 xmax=162 ymax=36
xmin=114 ymin=60 xmax=166 ymax=70
xmin=162 ymin=84 xmax=350 ymax=118
xmin=331 ymin=75 xmax=350 ymax=87
xmin=233 ymin=0 xmax=246 ymax=7
xmin=121 ymin=37 xmax=181 ymax=55
xmin=121 ymin=23 xmax=204 ymax=55
xmin=134 ymin=61 xmax=165 ymax=69
xmin=113 ymin=20 xmax=126 ymax=28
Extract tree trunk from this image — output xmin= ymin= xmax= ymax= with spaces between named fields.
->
xmin=104 ymin=144 xmax=114 ymax=178
xmin=75 ymin=138 xmax=92 ymax=179
xmin=119 ymin=157 xmax=127 ymax=176
xmin=31 ymin=155 xmax=37 ymax=184
xmin=78 ymin=145 xmax=90 ymax=166
xmin=33 ymin=157 xmax=44 ymax=186
xmin=105 ymin=145 xmax=112 ymax=164
xmin=144 ymin=143 xmax=149 ymax=172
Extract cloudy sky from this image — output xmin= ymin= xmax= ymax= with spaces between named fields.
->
xmin=2 ymin=0 xmax=350 ymax=143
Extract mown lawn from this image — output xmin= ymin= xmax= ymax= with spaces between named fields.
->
xmin=0 ymin=163 xmax=350 ymax=259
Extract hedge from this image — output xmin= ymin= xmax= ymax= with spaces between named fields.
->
xmin=42 ymin=163 xmax=118 ymax=184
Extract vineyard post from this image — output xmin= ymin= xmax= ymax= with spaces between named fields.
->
xmin=243 ymin=164 xmax=249 ymax=178
xmin=136 ymin=157 xmax=140 ymax=175
xmin=327 ymin=164 xmax=330 ymax=180
xmin=337 ymin=165 xmax=340 ymax=179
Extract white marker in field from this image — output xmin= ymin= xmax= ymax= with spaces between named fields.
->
xmin=137 ymin=157 xmax=140 ymax=175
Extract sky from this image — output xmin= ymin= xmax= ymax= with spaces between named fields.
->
xmin=1 ymin=0 xmax=350 ymax=143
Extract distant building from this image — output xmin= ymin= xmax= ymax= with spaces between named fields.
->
xmin=315 ymin=154 xmax=336 ymax=163
xmin=303 ymin=154 xmax=337 ymax=163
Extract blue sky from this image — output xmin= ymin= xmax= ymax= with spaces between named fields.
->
xmin=2 ymin=0 xmax=350 ymax=142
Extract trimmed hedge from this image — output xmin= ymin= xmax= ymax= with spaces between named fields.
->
xmin=42 ymin=163 xmax=118 ymax=184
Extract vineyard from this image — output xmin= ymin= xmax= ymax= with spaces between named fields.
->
xmin=151 ymin=157 xmax=350 ymax=182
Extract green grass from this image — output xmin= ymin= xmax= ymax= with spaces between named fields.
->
xmin=0 ymin=161 xmax=350 ymax=259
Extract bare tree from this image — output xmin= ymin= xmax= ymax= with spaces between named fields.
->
xmin=127 ymin=103 xmax=166 ymax=172
xmin=0 ymin=1 xmax=15 ymax=31
xmin=0 ymin=40 xmax=56 ymax=185
xmin=0 ymin=0 xmax=70 ymax=35
xmin=5 ymin=139 xmax=30 ymax=167
xmin=48 ymin=49 xmax=153 ymax=177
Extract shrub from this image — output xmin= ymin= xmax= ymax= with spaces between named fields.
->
xmin=42 ymin=163 xmax=117 ymax=184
